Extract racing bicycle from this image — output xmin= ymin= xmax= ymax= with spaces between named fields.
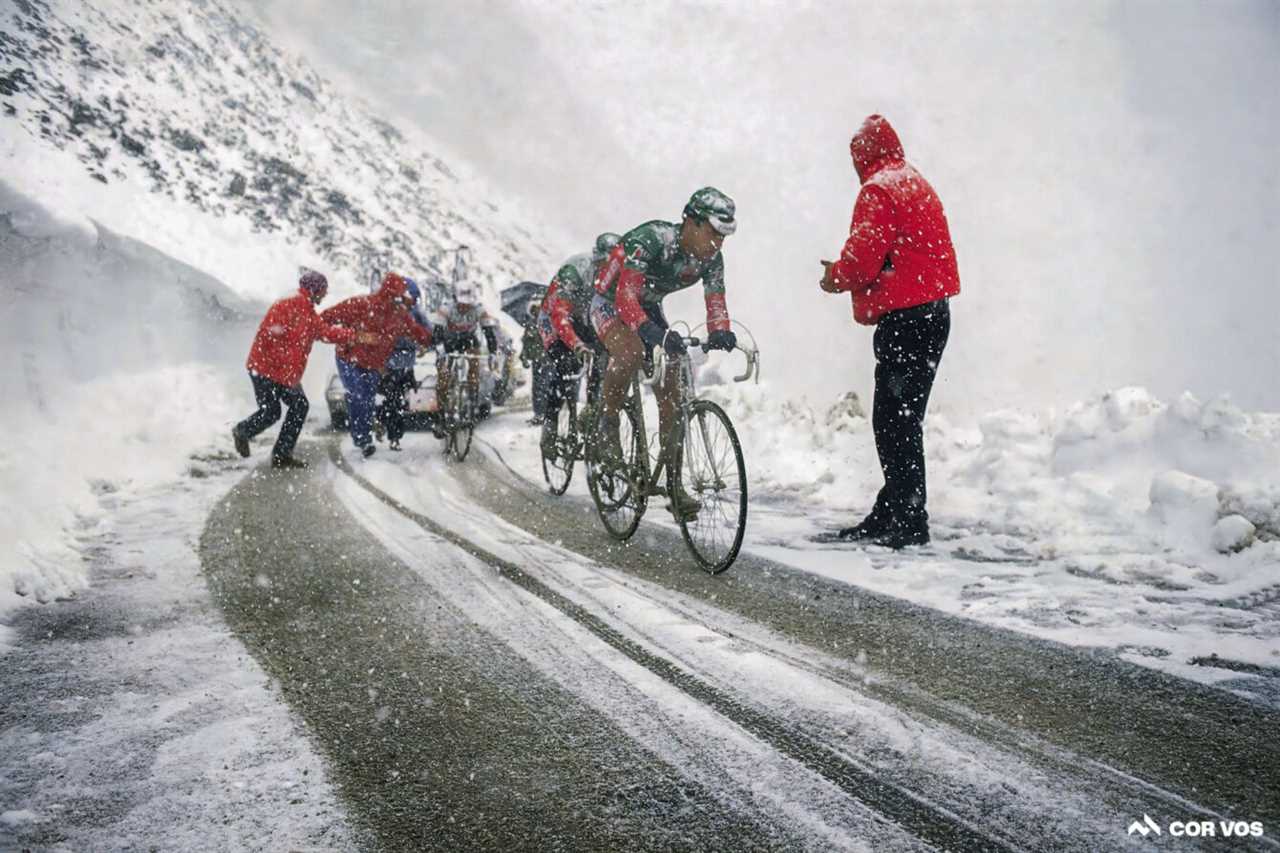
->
xmin=585 ymin=323 xmax=759 ymax=574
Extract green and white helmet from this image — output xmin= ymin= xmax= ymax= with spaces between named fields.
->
xmin=592 ymin=232 xmax=621 ymax=262
xmin=683 ymin=187 xmax=737 ymax=235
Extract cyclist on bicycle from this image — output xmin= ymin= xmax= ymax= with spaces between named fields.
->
xmin=590 ymin=188 xmax=739 ymax=517
xmin=537 ymin=232 xmax=621 ymax=459
xmin=432 ymin=283 xmax=498 ymax=427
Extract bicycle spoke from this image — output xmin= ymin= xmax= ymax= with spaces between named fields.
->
xmin=675 ymin=401 xmax=746 ymax=574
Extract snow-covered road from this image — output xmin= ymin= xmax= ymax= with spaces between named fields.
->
xmin=216 ymin=424 xmax=1280 ymax=849
xmin=6 ymin=423 xmax=1278 ymax=850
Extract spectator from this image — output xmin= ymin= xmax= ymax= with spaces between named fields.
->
xmin=820 ymin=114 xmax=960 ymax=548
xmin=232 ymin=269 xmax=358 ymax=469
xmin=374 ymin=277 xmax=432 ymax=451
xmin=322 ymin=272 xmax=432 ymax=458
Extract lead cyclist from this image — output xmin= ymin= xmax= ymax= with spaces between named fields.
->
xmin=590 ymin=187 xmax=739 ymax=518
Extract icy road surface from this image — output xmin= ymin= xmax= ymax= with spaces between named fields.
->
xmin=192 ymin=430 xmax=1278 ymax=851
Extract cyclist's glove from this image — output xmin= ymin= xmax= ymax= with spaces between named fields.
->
xmin=636 ymin=321 xmax=667 ymax=352
xmin=706 ymin=329 xmax=737 ymax=352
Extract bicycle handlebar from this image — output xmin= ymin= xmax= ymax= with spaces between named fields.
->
xmin=660 ymin=332 xmax=760 ymax=384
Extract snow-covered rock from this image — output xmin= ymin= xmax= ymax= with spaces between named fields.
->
xmin=1211 ymin=515 xmax=1256 ymax=553
xmin=1148 ymin=470 xmax=1220 ymax=530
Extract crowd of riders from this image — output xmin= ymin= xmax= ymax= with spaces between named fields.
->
xmin=233 ymin=113 xmax=960 ymax=550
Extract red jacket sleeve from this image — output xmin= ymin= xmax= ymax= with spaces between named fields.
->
xmin=830 ymin=186 xmax=895 ymax=292
xmin=310 ymin=309 xmax=355 ymax=345
xmin=320 ymin=297 xmax=364 ymax=328
xmin=548 ymin=287 xmax=582 ymax=349
xmin=407 ymin=315 xmax=432 ymax=347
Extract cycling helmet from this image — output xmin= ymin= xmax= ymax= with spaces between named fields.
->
xmin=404 ymin=277 xmax=421 ymax=304
xmin=682 ymin=187 xmax=737 ymax=236
xmin=592 ymin=232 xmax=621 ymax=262
xmin=455 ymin=284 xmax=478 ymax=304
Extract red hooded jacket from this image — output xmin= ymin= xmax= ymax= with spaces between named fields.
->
xmin=829 ymin=115 xmax=960 ymax=325
xmin=320 ymin=273 xmax=432 ymax=371
xmin=246 ymin=290 xmax=355 ymax=387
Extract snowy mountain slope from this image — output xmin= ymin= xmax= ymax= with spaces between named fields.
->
xmin=0 ymin=0 xmax=554 ymax=298
xmin=0 ymin=0 xmax=556 ymax=629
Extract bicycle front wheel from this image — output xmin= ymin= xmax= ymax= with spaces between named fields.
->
xmin=452 ymin=385 xmax=474 ymax=461
xmin=672 ymin=400 xmax=747 ymax=574
xmin=542 ymin=397 xmax=576 ymax=495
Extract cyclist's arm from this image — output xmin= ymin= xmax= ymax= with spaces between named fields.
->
xmin=594 ymin=243 xmax=652 ymax=331
xmin=702 ymin=255 xmax=731 ymax=333
xmin=476 ymin=311 xmax=498 ymax=352
xmin=546 ymin=277 xmax=584 ymax=350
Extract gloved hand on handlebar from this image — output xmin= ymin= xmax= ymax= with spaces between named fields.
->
xmin=705 ymin=329 xmax=737 ymax=352
xmin=636 ymin=321 xmax=667 ymax=351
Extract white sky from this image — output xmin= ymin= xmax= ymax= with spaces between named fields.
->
xmin=259 ymin=0 xmax=1280 ymax=417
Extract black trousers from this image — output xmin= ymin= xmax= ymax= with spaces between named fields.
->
xmin=542 ymin=339 xmax=606 ymax=418
xmin=236 ymin=373 xmax=309 ymax=461
xmin=869 ymin=300 xmax=950 ymax=530
xmin=375 ymin=367 xmax=417 ymax=442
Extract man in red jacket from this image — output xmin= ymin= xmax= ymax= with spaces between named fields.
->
xmin=233 ymin=269 xmax=356 ymax=469
xmin=820 ymin=114 xmax=960 ymax=548
xmin=321 ymin=271 xmax=433 ymax=457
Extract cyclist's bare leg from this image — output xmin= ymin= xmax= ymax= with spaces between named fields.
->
xmin=436 ymin=360 xmax=450 ymax=416
xmin=600 ymin=324 xmax=643 ymax=419
xmin=466 ymin=346 xmax=481 ymax=400
xmin=655 ymin=357 xmax=680 ymax=474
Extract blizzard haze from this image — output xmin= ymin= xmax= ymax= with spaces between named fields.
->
xmin=261 ymin=0 xmax=1280 ymax=416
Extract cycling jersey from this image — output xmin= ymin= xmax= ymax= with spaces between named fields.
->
xmin=436 ymin=299 xmax=497 ymax=335
xmin=592 ymin=220 xmax=729 ymax=333
xmin=540 ymin=252 xmax=597 ymax=350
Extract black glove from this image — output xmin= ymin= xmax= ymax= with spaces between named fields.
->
xmin=706 ymin=329 xmax=737 ymax=352
xmin=636 ymin=321 xmax=667 ymax=351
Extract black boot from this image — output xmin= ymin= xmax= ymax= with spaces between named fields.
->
xmin=867 ymin=522 xmax=930 ymax=550
xmin=232 ymin=427 xmax=251 ymax=458
xmin=837 ymin=512 xmax=890 ymax=541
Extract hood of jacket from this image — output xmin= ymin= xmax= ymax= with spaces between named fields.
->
xmin=850 ymin=114 xmax=905 ymax=184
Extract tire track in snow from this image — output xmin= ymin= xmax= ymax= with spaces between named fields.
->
xmin=332 ymin=444 xmax=1027 ymax=852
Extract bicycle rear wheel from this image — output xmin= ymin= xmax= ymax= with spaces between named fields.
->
xmin=672 ymin=400 xmax=747 ymax=574
xmin=542 ymin=397 xmax=576 ymax=495
xmin=586 ymin=395 xmax=647 ymax=541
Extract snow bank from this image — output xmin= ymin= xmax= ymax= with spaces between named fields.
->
xmin=0 ymin=182 xmax=254 ymax=634
xmin=703 ymin=376 xmax=1280 ymax=581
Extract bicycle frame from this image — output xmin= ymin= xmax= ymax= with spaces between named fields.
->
xmin=647 ymin=326 xmax=759 ymax=484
